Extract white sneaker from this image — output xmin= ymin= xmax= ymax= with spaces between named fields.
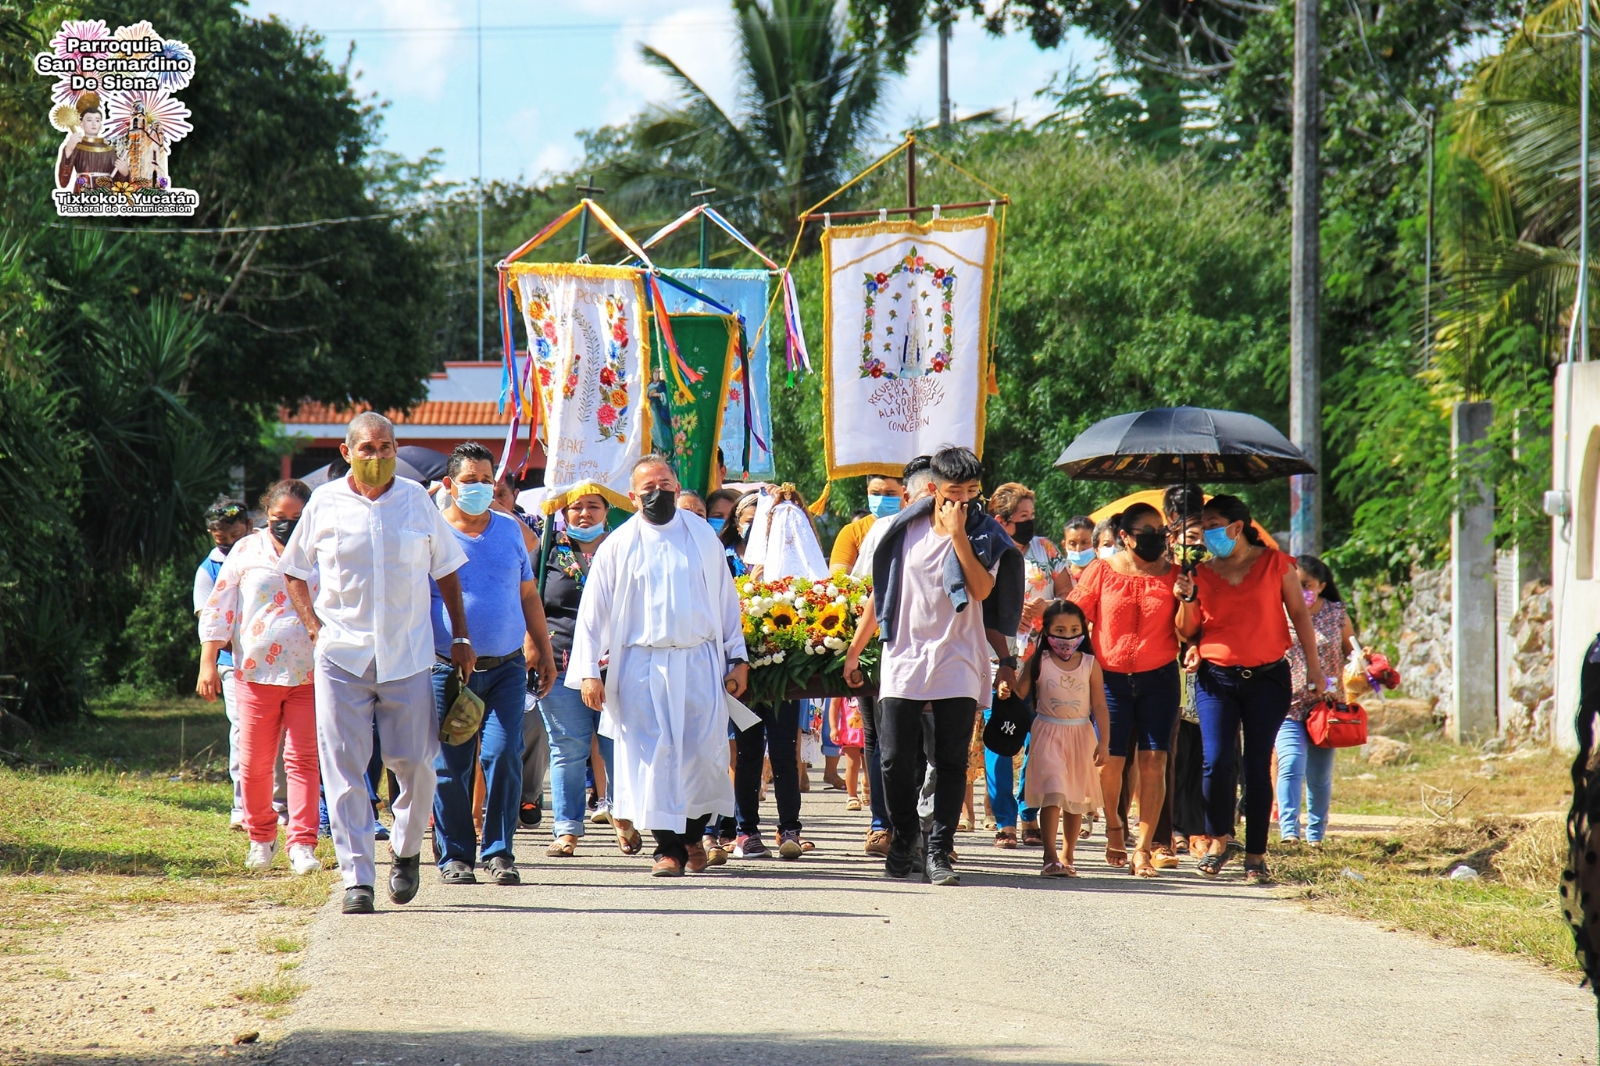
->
xmin=245 ymin=840 xmax=278 ymax=871
xmin=288 ymin=844 xmax=321 ymax=876
xmin=229 ymin=811 xmax=247 ymax=832
xmin=589 ymin=802 xmax=612 ymax=826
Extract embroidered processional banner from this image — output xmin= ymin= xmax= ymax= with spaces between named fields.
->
xmin=660 ymin=268 xmax=775 ymax=479
xmin=509 ymin=263 xmax=651 ymax=512
xmin=648 ymin=311 xmax=740 ymax=498
xmin=821 ymin=215 xmax=997 ymax=478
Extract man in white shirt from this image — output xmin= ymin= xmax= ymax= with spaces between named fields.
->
xmin=568 ymin=455 xmax=750 ymax=878
xmin=281 ymin=413 xmax=475 ymax=915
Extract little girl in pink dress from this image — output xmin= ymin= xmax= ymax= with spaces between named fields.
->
xmin=1001 ymin=601 xmax=1108 ymax=876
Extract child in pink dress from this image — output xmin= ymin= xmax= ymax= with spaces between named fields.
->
xmin=1001 ymin=601 xmax=1108 ymax=876
xmin=829 ymin=697 xmax=867 ymax=810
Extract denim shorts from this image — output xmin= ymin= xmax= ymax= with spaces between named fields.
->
xmin=1100 ymin=660 xmax=1181 ymax=757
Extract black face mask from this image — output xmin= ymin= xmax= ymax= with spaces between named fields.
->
xmin=1010 ymin=519 xmax=1036 ymax=545
xmin=1128 ymin=529 xmax=1168 ymax=563
xmin=269 ymin=518 xmax=298 ymax=546
xmin=640 ymin=488 xmax=677 ymax=525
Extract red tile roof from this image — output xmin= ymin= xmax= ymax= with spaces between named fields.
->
xmin=281 ymin=401 xmax=506 ymax=427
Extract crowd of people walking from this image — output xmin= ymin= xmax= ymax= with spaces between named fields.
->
xmin=195 ymin=414 xmax=1368 ymax=911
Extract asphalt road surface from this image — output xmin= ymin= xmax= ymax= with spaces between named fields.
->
xmin=271 ymin=779 xmax=1595 ymax=1066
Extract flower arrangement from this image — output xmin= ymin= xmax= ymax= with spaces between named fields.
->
xmin=738 ymin=573 xmax=879 ymax=703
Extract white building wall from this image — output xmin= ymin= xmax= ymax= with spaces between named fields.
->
xmin=1550 ymin=361 xmax=1600 ymax=752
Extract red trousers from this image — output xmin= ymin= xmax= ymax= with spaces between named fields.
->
xmin=236 ymin=680 xmax=319 ymax=847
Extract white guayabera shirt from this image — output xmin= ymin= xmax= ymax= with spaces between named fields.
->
xmin=278 ymin=476 xmax=467 ymax=683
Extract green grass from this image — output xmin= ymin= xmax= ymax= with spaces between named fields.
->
xmin=233 ymin=975 xmax=309 ymax=1006
xmin=0 ymin=694 xmax=334 ymax=945
xmin=1271 ymin=817 xmax=1575 ymax=973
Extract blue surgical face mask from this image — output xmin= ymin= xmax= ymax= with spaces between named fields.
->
xmin=1066 ymin=548 xmax=1096 ymax=568
xmin=708 ymin=516 xmax=726 ymax=534
xmin=1097 ymin=545 xmax=1118 ymax=560
xmin=453 ymin=482 xmax=494 ymax=515
xmin=1202 ymin=525 xmax=1237 ymax=559
xmin=565 ymin=522 xmax=604 ymax=543
xmin=867 ymin=494 xmax=902 ymax=519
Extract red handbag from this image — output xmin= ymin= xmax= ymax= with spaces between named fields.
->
xmin=1305 ymin=696 xmax=1368 ymax=748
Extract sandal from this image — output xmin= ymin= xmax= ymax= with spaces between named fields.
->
xmin=800 ymin=838 xmax=816 ymax=852
xmin=1244 ymin=860 xmax=1273 ymax=885
xmin=1131 ymin=848 xmax=1159 ymax=877
xmin=1151 ymin=846 xmax=1181 ymax=870
xmin=1041 ymin=861 xmax=1074 ymax=877
xmin=615 ymin=822 xmax=643 ymax=856
xmin=845 ymin=797 xmax=862 ymax=811
xmin=957 ymin=818 xmax=971 ymax=832
xmin=994 ymin=830 xmax=1018 ymax=850
xmin=545 ymin=835 xmax=577 ymax=858
xmin=1196 ymin=850 xmax=1229 ymax=878
xmin=1080 ymin=813 xmax=1094 ymax=840
xmin=1022 ymin=827 xmax=1044 ymax=847
xmin=1103 ymin=824 xmax=1129 ymax=868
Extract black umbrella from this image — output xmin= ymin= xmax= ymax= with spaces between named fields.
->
xmin=397 ymin=445 xmax=450 ymax=482
xmin=1053 ymin=406 xmax=1315 ymax=485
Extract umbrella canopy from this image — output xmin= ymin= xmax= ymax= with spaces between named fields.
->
xmin=397 ymin=445 xmax=450 ymax=482
xmin=1054 ymin=406 xmax=1314 ymax=485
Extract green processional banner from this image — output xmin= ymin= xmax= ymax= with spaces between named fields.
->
xmin=648 ymin=311 xmax=741 ymax=498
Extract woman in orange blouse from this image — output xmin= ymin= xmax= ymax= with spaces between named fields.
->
xmin=1067 ymin=503 xmax=1186 ymax=877
xmin=1176 ymin=495 xmax=1324 ymax=884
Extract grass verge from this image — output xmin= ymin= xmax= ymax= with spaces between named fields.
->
xmin=1271 ymin=816 xmax=1575 ymax=974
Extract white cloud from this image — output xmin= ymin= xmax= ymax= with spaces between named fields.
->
xmin=602 ymin=3 xmax=740 ymax=127
xmin=256 ymin=0 xmax=466 ymax=102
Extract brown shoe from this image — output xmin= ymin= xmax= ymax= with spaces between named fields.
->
xmin=685 ymin=841 xmax=708 ymax=873
xmin=864 ymin=829 xmax=892 ymax=857
xmin=1151 ymin=846 xmax=1181 ymax=870
xmin=650 ymin=856 xmax=684 ymax=877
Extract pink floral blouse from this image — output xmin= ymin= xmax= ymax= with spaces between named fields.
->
xmin=199 ymin=528 xmax=318 ymax=687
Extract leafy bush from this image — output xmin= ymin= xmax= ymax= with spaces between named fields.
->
xmin=119 ymin=557 xmax=205 ymax=697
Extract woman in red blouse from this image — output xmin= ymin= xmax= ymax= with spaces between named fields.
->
xmin=1176 ymin=495 xmax=1324 ymax=884
xmin=1067 ymin=503 xmax=1186 ymax=877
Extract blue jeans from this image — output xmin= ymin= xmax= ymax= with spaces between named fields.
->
xmin=983 ymin=705 xmax=1038 ymax=830
xmin=430 ymin=656 xmax=525 ymax=866
xmin=539 ymin=683 xmax=614 ymax=838
xmin=1196 ymin=659 xmax=1291 ymax=855
xmin=858 ymin=693 xmax=890 ymax=833
xmin=1275 ymin=717 xmax=1335 ymax=842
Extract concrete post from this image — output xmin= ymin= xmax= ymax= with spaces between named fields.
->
xmin=1289 ymin=0 xmax=1321 ymax=555
xmin=1452 ymin=401 xmax=1496 ymax=741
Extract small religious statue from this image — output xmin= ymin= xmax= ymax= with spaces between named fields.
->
xmin=52 ymin=92 xmax=117 ymax=191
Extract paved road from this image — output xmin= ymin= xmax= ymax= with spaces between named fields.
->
xmin=273 ymin=780 xmax=1595 ymax=1066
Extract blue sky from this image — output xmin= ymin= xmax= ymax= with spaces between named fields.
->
xmin=249 ymin=1 xmax=1097 ymax=187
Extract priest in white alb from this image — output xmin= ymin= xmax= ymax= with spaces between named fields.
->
xmin=568 ymin=455 xmax=750 ymax=877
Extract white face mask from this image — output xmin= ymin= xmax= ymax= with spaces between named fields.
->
xmin=1097 ymin=545 xmax=1118 ymax=560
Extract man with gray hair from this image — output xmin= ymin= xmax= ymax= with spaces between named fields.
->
xmin=281 ymin=412 xmax=475 ymax=914
xmin=568 ymin=455 xmax=749 ymax=877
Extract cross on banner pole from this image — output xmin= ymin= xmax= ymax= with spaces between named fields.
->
xmin=905 ymin=136 xmax=917 ymax=210
xmin=691 ymin=186 xmax=717 ymax=268
xmin=574 ymin=174 xmax=607 ymax=260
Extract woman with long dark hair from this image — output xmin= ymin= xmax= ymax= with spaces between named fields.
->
xmin=1276 ymin=554 xmax=1361 ymax=844
xmin=1177 ymin=495 xmax=1325 ymax=883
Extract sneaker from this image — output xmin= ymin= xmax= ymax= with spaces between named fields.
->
xmin=245 ymin=840 xmax=277 ymax=871
xmin=485 ymin=855 xmax=520 ymax=885
xmin=440 ymin=859 xmax=477 ymax=885
xmin=230 ymin=811 xmax=247 ymax=833
xmin=589 ymin=801 xmax=613 ymax=826
xmin=277 ymin=809 xmax=289 ymax=826
xmin=924 ymin=850 xmax=960 ymax=887
xmin=342 ymin=885 xmax=376 ymax=914
xmin=702 ymin=837 xmax=729 ymax=867
xmin=373 ymin=819 xmax=390 ymax=842
xmin=732 ymin=833 xmax=769 ymax=859
xmin=776 ymin=830 xmax=803 ymax=860
xmin=864 ymin=829 xmax=893 ymax=857
xmin=884 ymin=838 xmax=915 ymax=879
xmin=519 ymin=802 xmax=543 ymax=829
xmin=288 ymin=844 xmax=321 ymax=876
xmin=388 ymin=853 xmax=421 ymax=904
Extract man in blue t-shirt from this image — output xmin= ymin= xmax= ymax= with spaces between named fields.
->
xmin=193 ymin=499 xmax=251 ymax=828
xmin=428 ymin=443 xmax=554 ymax=886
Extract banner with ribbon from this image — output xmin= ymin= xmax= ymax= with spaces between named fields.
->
xmin=821 ymin=215 xmax=997 ymax=478
xmin=655 ymin=269 xmax=774 ymax=478
xmin=647 ymin=311 xmax=740 ymax=497
xmin=508 ymin=263 xmax=651 ymax=513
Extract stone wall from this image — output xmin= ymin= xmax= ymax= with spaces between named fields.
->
xmin=1357 ymin=566 xmax=1554 ymax=744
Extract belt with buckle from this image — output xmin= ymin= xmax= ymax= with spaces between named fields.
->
xmin=437 ymin=651 xmax=520 ymax=672
xmin=1207 ymin=658 xmax=1285 ymax=680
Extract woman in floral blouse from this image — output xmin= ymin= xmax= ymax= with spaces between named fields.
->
xmin=198 ymin=480 xmax=320 ymax=876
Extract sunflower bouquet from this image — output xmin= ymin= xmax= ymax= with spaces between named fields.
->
xmin=737 ymin=573 xmax=880 ymax=704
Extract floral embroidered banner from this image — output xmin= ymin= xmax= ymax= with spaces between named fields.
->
xmin=821 ymin=215 xmax=996 ymax=478
xmin=509 ymin=263 xmax=651 ymax=512
xmin=648 ymin=312 xmax=739 ymax=498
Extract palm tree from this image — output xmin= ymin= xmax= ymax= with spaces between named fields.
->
xmin=606 ymin=0 xmax=886 ymax=247
xmin=1438 ymin=0 xmax=1598 ymax=391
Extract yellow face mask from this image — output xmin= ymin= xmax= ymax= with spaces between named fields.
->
xmin=350 ymin=456 xmax=396 ymax=488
